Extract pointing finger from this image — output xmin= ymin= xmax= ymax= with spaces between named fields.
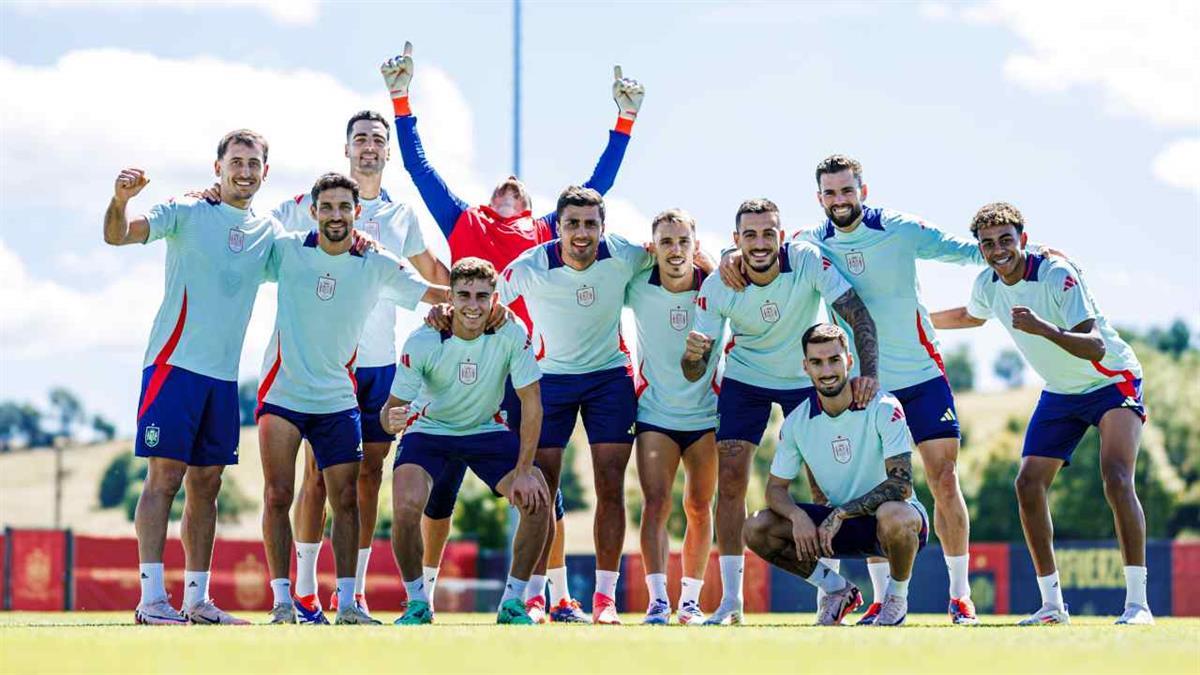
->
xmin=403 ymin=41 xmax=413 ymax=57
xmin=613 ymin=65 xmax=623 ymax=81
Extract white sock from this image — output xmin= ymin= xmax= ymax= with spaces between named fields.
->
xmin=945 ymin=553 xmax=971 ymax=599
xmin=139 ymin=563 xmax=167 ymax=605
xmin=295 ymin=542 xmax=321 ymax=597
xmin=423 ymin=565 xmax=440 ymax=605
xmin=354 ymin=547 xmax=372 ymax=595
xmin=1124 ymin=566 xmax=1148 ymax=608
xmin=680 ymin=577 xmax=703 ymax=607
xmin=1036 ymin=571 xmax=1064 ymax=610
xmin=525 ymin=574 xmax=547 ymax=602
xmin=548 ymin=566 xmax=572 ymax=604
xmin=805 ymin=562 xmax=848 ymax=594
xmin=405 ymin=576 xmax=430 ymax=604
xmin=885 ymin=576 xmax=910 ymax=599
xmin=270 ymin=578 xmax=292 ymax=605
xmin=867 ymin=560 xmax=890 ymax=602
xmin=501 ymin=575 xmax=528 ymax=604
xmin=718 ymin=555 xmax=744 ymax=607
xmin=335 ymin=577 xmax=355 ymax=611
xmin=595 ymin=570 xmax=620 ymax=599
xmin=816 ymin=558 xmax=841 ymax=603
xmin=182 ymin=570 xmax=209 ymax=608
xmin=646 ymin=573 xmax=669 ymax=604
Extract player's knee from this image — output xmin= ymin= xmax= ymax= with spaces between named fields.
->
xmin=358 ymin=467 xmax=383 ymax=493
xmin=186 ymin=470 xmax=222 ymax=501
xmin=1014 ymin=469 xmax=1048 ymax=502
xmin=928 ymin=461 xmax=961 ymax=498
xmin=876 ymin=503 xmax=919 ymax=541
xmin=1100 ymin=459 xmax=1135 ymax=496
xmin=393 ymin=491 xmax=427 ymax=522
xmin=145 ymin=462 xmax=186 ymax=495
xmin=263 ymin=483 xmax=294 ymax=512
xmin=593 ymin=464 xmax=626 ymax=497
xmin=741 ymin=510 xmax=772 ymax=550
xmin=332 ymin=484 xmax=358 ymax=514
xmin=683 ymin=493 xmax=711 ymax=522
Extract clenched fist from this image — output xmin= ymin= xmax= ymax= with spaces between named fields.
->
xmin=381 ymin=41 xmax=415 ymax=99
xmin=683 ymin=330 xmax=714 ymax=363
xmin=381 ymin=403 xmax=411 ymax=436
xmin=612 ymin=65 xmax=645 ymax=120
xmin=114 ymin=168 xmax=149 ymax=202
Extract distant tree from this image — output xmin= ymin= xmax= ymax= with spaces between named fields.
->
xmin=993 ymin=349 xmax=1026 ymax=389
xmin=92 ymin=415 xmax=117 ymax=442
xmin=98 ymin=451 xmax=135 ymax=508
xmin=2 ymin=401 xmax=50 ymax=447
xmin=48 ymin=387 xmax=84 ymax=440
xmin=0 ymin=402 xmax=21 ymax=451
xmin=943 ymin=345 xmax=974 ymax=392
xmin=237 ymin=380 xmax=259 ymax=427
xmin=558 ymin=441 xmax=588 ymax=512
xmin=1150 ymin=319 xmax=1192 ymax=358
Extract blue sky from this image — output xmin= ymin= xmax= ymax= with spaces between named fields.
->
xmin=1 ymin=1 xmax=1196 ymax=434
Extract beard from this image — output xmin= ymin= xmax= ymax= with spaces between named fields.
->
xmin=321 ymin=220 xmax=350 ymax=242
xmin=826 ymin=203 xmax=862 ymax=228
xmin=815 ymin=378 xmax=848 ymax=397
xmin=744 ymin=249 xmax=779 ymax=273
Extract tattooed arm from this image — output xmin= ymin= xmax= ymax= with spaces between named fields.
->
xmin=815 ymin=453 xmax=913 ymax=556
xmin=831 ymin=288 xmax=879 ymax=406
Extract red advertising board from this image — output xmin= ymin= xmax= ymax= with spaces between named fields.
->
xmin=6 ymin=529 xmax=68 ymax=610
xmin=1171 ymin=541 xmax=1200 ymax=616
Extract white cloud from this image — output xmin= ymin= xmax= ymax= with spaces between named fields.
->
xmin=930 ymin=0 xmax=1200 ymax=190
xmin=1153 ymin=138 xmax=1200 ymax=192
xmin=10 ymin=0 xmax=320 ymax=25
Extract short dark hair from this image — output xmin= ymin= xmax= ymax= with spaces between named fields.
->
xmin=555 ymin=185 xmax=605 ymax=223
xmin=815 ymin=154 xmax=863 ymax=186
xmin=651 ymin=208 xmax=696 ymax=233
xmin=310 ymin=172 xmax=360 ymax=206
xmin=450 ymin=257 xmax=498 ymax=288
xmin=491 ymin=176 xmax=532 ymax=214
xmin=801 ymin=323 xmax=849 ymax=356
xmin=217 ymin=129 xmax=268 ymax=163
xmin=970 ymin=202 xmax=1025 ymax=239
xmin=734 ymin=198 xmax=780 ymax=230
xmin=346 ymin=110 xmax=390 ymax=140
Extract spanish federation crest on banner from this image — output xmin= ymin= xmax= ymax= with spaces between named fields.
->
xmin=316 ymin=275 xmax=336 ymax=301
xmin=459 ymin=361 xmax=478 ymax=385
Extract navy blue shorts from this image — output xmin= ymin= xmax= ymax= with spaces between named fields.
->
xmin=793 ymin=502 xmax=928 ymax=557
xmin=891 ymin=375 xmax=960 ymax=444
xmin=257 ymin=403 xmax=363 ymax=470
xmin=716 ymin=378 xmax=813 ymax=444
xmin=395 ymin=431 xmax=519 ymax=496
xmin=636 ymin=422 xmax=715 ymax=453
xmin=355 ymin=364 xmax=397 ymax=444
xmin=1022 ymin=379 xmax=1146 ymax=466
xmin=539 ymin=367 xmax=636 ymax=449
xmin=135 ymin=365 xmax=240 ymax=466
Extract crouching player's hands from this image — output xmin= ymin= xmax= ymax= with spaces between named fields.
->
xmin=381 ymin=403 xmax=410 ymax=436
xmin=508 ymin=467 xmax=549 ymax=514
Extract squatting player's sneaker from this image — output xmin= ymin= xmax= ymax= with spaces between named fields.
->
xmin=643 ymin=599 xmax=671 ymax=625
xmin=184 ymin=599 xmax=250 ymax=625
xmin=703 ymin=602 xmax=744 ymax=625
xmin=592 ymin=592 xmax=621 ymax=625
xmin=335 ymin=604 xmax=382 ymax=625
xmin=1115 ymin=604 xmax=1154 ymax=625
xmin=1017 ymin=603 xmax=1070 ymax=626
xmin=948 ymin=597 xmax=979 ymax=625
xmin=525 ymin=595 xmax=547 ymax=624
xmin=134 ymin=599 xmax=188 ymax=625
xmin=677 ymin=600 xmax=706 ymax=625
xmin=816 ymin=583 xmax=862 ymax=626
xmin=293 ymin=594 xmax=330 ymax=625
xmin=856 ymin=602 xmax=882 ymax=626
xmin=548 ymin=598 xmax=589 ymax=623
xmin=268 ymin=602 xmax=297 ymax=624
xmin=497 ymin=598 xmax=536 ymax=625
xmin=394 ymin=600 xmax=434 ymax=625
xmin=872 ymin=595 xmax=907 ymax=627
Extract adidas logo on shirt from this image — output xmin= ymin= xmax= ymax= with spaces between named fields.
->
xmin=890 ymin=408 xmax=905 ymax=422
xmin=1062 ymin=276 xmax=1077 ymax=292
xmin=940 ymin=409 xmax=957 ymax=423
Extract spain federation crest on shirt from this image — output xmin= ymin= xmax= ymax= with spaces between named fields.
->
xmin=670 ymin=307 xmax=689 ymax=331
xmin=316 ymin=275 xmax=336 ymax=301
xmin=458 ymin=361 xmax=478 ymax=385
xmin=144 ymin=424 xmax=160 ymax=448
xmin=361 ymin=220 xmax=381 ymax=240
xmin=831 ymin=435 xmax=852 ymax=464
xmin=760 ymin=300 xmax=780 ymax=324
xmin=845 ymin=251 xmax=865 ymax=276
xmin=228 ymin=228 xmax=245 ymax=253
xmin=577 ymin=285 xmax=595 ymax=307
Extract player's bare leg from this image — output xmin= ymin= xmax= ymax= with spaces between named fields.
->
xmin=872 ymin=501 xmax=923 ymax=626
xmin=637 ymin=432 xmax=682 ymax=623
xmin=177 ymin=464 xmax=246 ymax=623
xmin=531 ymin=447 xmax=564 ymax=576
xmin=391 ymin=464 xmax=434 ymax=624
xmin=916 ymin=437 xmax=976 ymax=623
xmin=496 ymin=467 xmax=553 ymax=578
xmin=680 ymin=433 xmax=716 ymax=624
xmin=708 ymin=439 xmax=755 ymax=624
xmin=346 ymin=441 xmax=389 ymax=607
xmin=133 ymin=456 xmax=188 ymax=624
xmin=1014 ymin=455 xmax=1070 ymax=624
xmin=422 ymin=515 xmax=452 ymax=567
xmin=292 ymin=446 xmax=327 ymax=614
xmin=259 ymin=415 xmax=303 ymax=618
xmin=323 ymin=460 xmax=372 ymax=623
xmin=1097 ymin=408 xmax=1153 ymax=624
xmin=591 ymin=441 xmax=634 ymax=624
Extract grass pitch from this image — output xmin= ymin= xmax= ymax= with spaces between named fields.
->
xmin=1 ymin=612 xmax=1196 ymax=675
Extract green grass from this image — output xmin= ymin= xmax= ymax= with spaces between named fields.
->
xmin=2 ymin=613 xmax=1197 ymax=675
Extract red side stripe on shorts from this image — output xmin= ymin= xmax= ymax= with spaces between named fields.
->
xmin=256 ymin=337 xmax=283 ymax=417
xmin=1090 ymin=360 xmax=1138 ymax=398
xmin=138 ymin=290 xmax=188 ymax=420
xmin=915 ymin=311 xmax=947 ymax=379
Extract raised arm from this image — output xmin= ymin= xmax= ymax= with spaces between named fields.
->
xmin=830 ymin=288 xmax=879 ymax=406
xmin=381 ymin=43 xmax=469 ymax=237
xmin=407 ymin=249 xmax=451 ymax=286
xmin=104 ymin=168 xmax=151 ymax=246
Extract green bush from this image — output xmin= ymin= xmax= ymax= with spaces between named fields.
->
xmin=452 ymin=477 xmax=510 ymax=549
xmin=121 ymin=461 xmax=251 ymax=524
xmin=98 ymin=451 xmax=134 ymax=508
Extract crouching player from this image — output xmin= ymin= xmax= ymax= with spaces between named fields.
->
xmin=744 ymin=324 xmax=928 ymax=626
xmin=382 ymin=258 xmax=552 ymax=625
xmin=932 ymin=203 xmax=1152 ymax=625
xmin=626 ymin=209 xmax=719 ymax=624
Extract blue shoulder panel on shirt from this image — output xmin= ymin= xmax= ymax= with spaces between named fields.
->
xmin=596 ymin=238 xmax=613 ymax=262
xmin=544 ymin=240 xmax=564 ymax=270
xmin=303 ymin=230 xmax=318 ymax=248
xmin=380 ymin=188 xmax=392 ymax=203
xmin=1024 ymin=253 xmax=1046 ymax=281
xmin=862 ymin=207 xmax=885 ymax=231
xmin=779 ymin=244 xmax=793 ymax=274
